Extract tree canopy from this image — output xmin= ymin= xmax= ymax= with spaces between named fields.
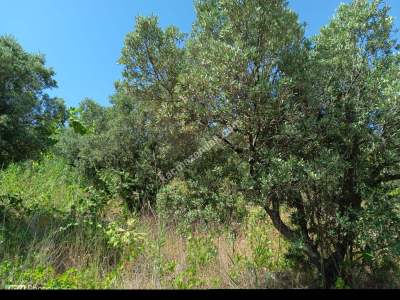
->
xmin=2 ymin=0 xmax=399 ymax=288
xmin=0 ymin=36 xmax=66 ymax=167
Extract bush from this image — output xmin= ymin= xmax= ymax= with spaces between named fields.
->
xmin=156 ymin=178 xmax=247 ymax=229
xmin=104 ymin=216 xmax=147 ymax=260
xmin=172 ymin=234 xmax=218 ymax=289
xmin=227 ymin=207 xmax=291 ymax=288
xmin=0 ymin=153 xmax=86 ymax=213
xmin=0 ymin=259 xmax=120 ymax=289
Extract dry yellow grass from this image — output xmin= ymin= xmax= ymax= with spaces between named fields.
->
xmin=2 ymin=199 xmax=302 ymax=289
xmin=115 ymin=209 xmax=293 ymax=289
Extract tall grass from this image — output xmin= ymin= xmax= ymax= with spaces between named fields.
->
xmin=1 ymin=156 xmax=397 ymax=289
xmin=0 ymin=155 xmax=295 ymax=289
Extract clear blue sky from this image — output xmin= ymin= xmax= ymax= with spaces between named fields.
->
xmin=1 ymin=0 xmax=399 ymax=107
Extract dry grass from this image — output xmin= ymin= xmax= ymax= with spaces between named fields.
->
xmin=116 ymin=210 xmax=294 ymax=289
xmin=1 ymin=200 xmax=301 ymax=289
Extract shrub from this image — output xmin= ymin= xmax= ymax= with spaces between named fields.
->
xmin=0 ymin=154 xmax=86 ymax=213
xmin=104 ymin=216 xmax=147 ymax=260
xmin=172 ymin=235 xmax=218 ymax=289
xmin=156 ymin=178 xmax=247 ymax=229
xmin=227 ymin=207 xmax=291 ymax=288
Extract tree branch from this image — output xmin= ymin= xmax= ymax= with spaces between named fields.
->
xmin=264 ymin=192 xmax=322 ymax=271
xmin=198 ymin=120 xmax=245 ymax=155
xmin=379 ymin=174 xmax=400 ymax=183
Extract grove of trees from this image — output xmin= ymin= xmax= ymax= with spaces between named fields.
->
xmin=1 ymin=0 xmax=399 ymax=289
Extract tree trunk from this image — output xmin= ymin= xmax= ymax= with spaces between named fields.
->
xmin=322 ymin=260 xmax=341 ymax=288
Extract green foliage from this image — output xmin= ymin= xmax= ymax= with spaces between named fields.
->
xmin=173 ymin=235 xmax=218 ymax=289
xmin=104 ymin=216 xmax=146 ymax=260
xmin=0 ymin=260 xmax=119 ymax=289
xmin=175 ymin=0 xmax=400 ymax=287
xmin=187 ymin=235 xmax=218 ymax=268
xmin=0 ymin=153 xmax=86 ymax=212
xmin=67 ymin=107 xmax=90 ymax=135
xmin=227 ymin=207 xmax=291 ymax=288
xmin=245 ymin=208 xmax=274 ymax=270
xmin=0 ymin=36 xmax=66 ymax=167
xmin=156 ymin=178 xmax=247 ymax=229
xmin=1 ymin=0 xmax=400 ymax=290
xmin=117 ymin=16 xmax=185 ymax=101
xmin=335 ymin=277 xmax=350 ymax=289
xmin=55 ymin=16 xmax=198 ymax=212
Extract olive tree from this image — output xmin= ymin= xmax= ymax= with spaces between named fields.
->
xmin=177 ymin=0 xmax=400 ymax=287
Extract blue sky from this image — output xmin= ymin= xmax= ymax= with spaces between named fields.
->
xmin=1 ymin=0 xmax=399 ymax=107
